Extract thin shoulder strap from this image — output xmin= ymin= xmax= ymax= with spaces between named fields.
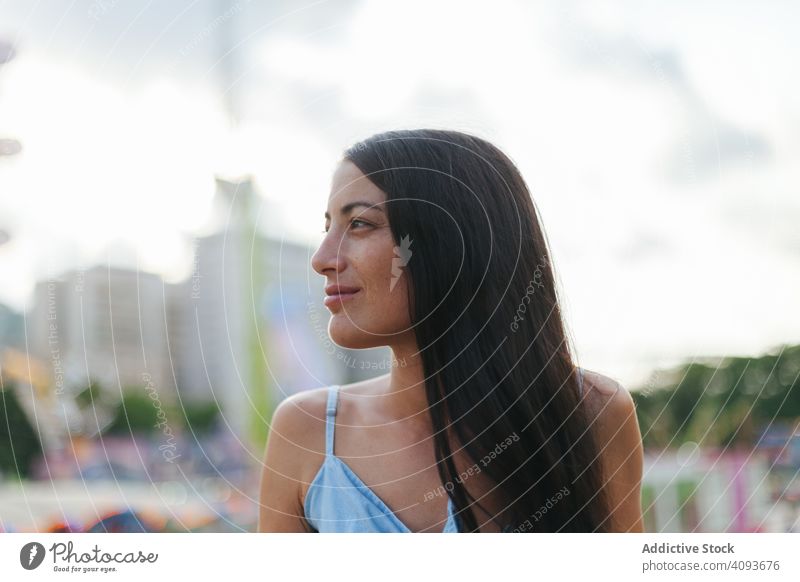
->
xmin=577 ymin=367 xmax=585 ymax=397
xmin=324 ymin=385 xmax=340 ymax=456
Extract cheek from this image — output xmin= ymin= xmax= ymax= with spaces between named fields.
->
xmin=350 ymin=234 xmax=397 ymax=297
xmin=363 ymin=263 xmax=412 ymax=336
xmin=328 ymin=282 xmax=411 ymax=348
xmin=336 ymin=238 xmax=413 ymax=337
xmin=377 ymin=277 xmax=411 ymax=327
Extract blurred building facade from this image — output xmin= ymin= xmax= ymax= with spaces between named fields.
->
xmin=24 ymin=176 xmax=387 ymax=446
xmin=28 ymin=266 xmax=174 ymax=399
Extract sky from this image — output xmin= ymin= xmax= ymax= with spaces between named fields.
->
xmin=0 ymin=0 xmax=798 ymax=387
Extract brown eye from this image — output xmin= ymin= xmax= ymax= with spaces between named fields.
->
xmin=349 ymin=219 xmax=371 ymax=229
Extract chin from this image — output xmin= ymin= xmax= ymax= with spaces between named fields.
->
xmin=327 ymin=314 xmax=381 ymax=350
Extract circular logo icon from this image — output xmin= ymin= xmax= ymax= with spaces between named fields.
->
xmin=20 ymin=542 xmax=46 ymax=570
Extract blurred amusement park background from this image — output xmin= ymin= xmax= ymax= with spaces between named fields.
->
xmin=2 ymin=1 xmax=800 ymax=533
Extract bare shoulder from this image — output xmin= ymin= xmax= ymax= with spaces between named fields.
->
xmin=257 ymin=386 xmax=330 ymax=532
xmin=270 ymin=374 xmax=387 ymax=450
xmin=578 ymin=368 xmax=639 ymax=450
xmin=579 ymin=369 xmax=634 ymax=418
xmin=269 ymin=386 xmax=331 ymax=463
xmin=578 ymin=368 xmax=644 ymax=532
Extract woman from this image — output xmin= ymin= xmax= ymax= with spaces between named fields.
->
xmin=259 ymin=129 xmax=644 ymax=533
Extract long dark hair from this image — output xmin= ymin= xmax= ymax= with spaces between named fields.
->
xmin=344 ymin=129 xmax=611 ymax=532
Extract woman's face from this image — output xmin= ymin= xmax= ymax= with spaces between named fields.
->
xmin=311 ymin=159 xmax=413 ymax=349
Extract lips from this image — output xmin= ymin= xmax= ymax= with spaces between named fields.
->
xmin=325 ymin=284 xmax=361 ymax=295
xmin=324 ymin=284 xmax=361 ymax=308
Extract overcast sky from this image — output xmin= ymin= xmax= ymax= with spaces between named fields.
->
xmin=0 ymin=0 xmax=798 ymax=386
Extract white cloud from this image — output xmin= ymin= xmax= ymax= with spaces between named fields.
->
xmin=0 ymin=51 xmax=231 ymax=303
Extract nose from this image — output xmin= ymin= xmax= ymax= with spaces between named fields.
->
xmin=311 ymin=232 xmax=346 ymax=277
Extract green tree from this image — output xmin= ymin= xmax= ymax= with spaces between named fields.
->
xmin=182 ymin=400 xmax=220 ymax=435
xmin=0 ymin=384 xmax=43 ymax=478
xmin=104 ymin=390 xmax=164 ymax=435
xmin=633 ymin=344 xmax=800 ymax=449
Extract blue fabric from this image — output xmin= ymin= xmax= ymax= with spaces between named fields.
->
xmin=304 ymin=368 xmax=585 ymax=533
xmin=304 ymin=384 xmax=459 ymax=532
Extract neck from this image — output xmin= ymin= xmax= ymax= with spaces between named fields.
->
xmin=383 ymin=335 xmax=430 ymax=422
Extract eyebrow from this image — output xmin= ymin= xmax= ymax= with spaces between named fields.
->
xmin=324 ymin=201 xmax=385 ymax=220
